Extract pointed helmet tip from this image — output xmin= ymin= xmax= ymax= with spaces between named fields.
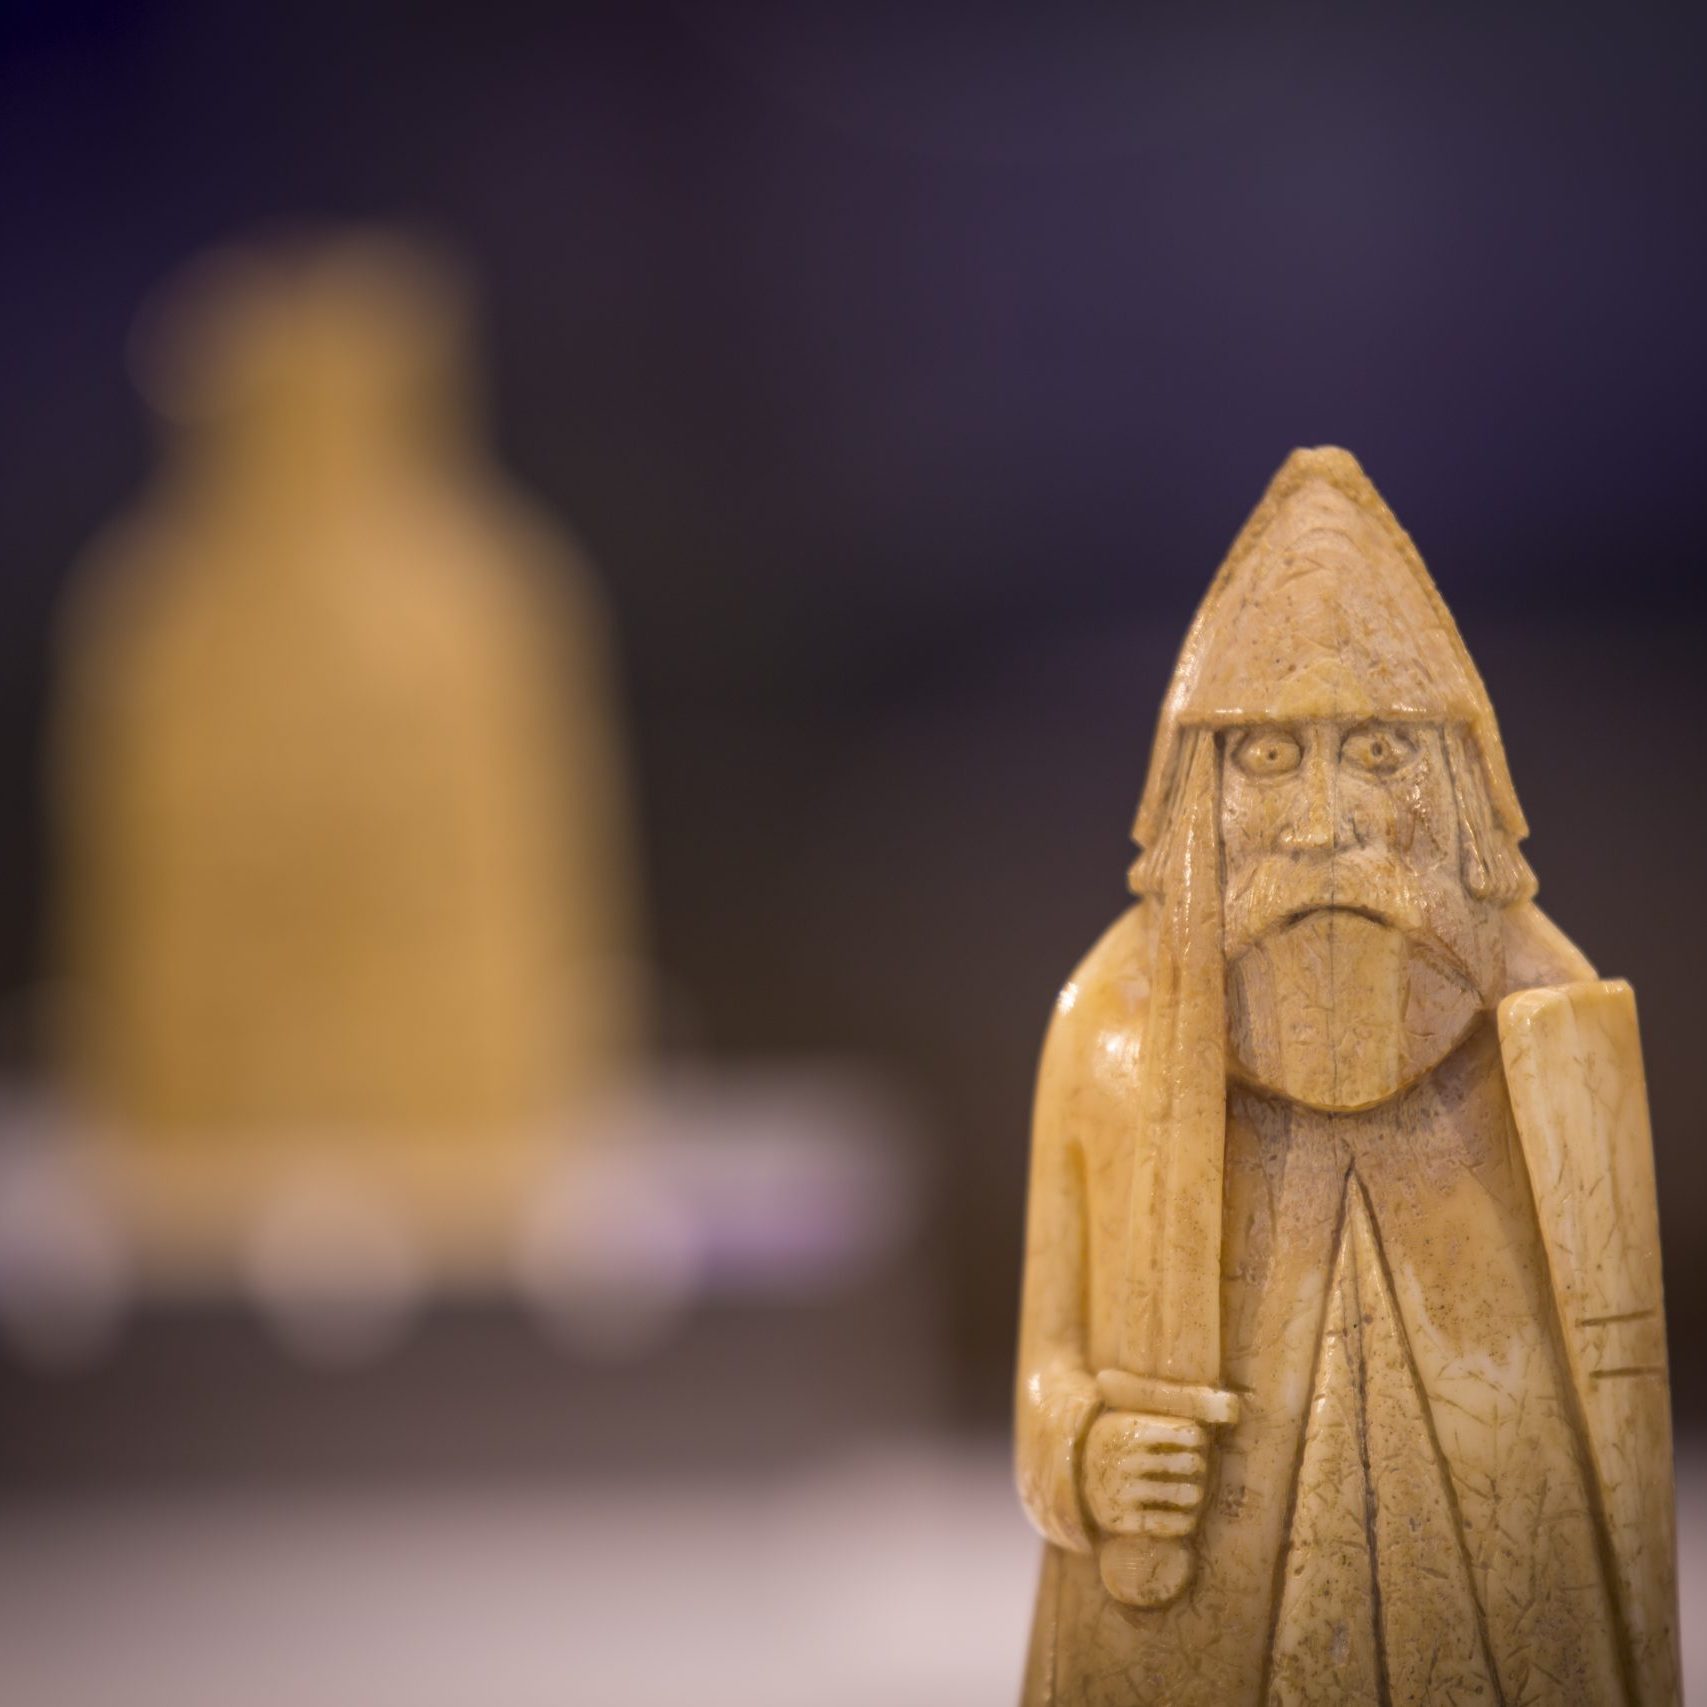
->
xmin=1257 ymin=446 xmax=1396 ymax=537
xmin=1272 ymin=444 xmax=1369 ymax=490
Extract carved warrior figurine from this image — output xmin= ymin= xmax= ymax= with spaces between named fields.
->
xmin=54 ymin=233 xmax=640 ymax=1263
xmin=1015 ymin=449 xmax=1678 ymax=1706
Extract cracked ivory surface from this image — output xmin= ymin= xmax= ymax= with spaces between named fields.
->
xmin=1022 ymin=1012 xmax=1627 ymax=1706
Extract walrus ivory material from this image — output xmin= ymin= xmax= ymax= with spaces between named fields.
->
xmin=52 ymin=233 xmax=642 ymax=1272
xmin=1014 ymin=447 xmax=1679 ymax=1705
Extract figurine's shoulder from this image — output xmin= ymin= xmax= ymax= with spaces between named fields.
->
xmin=55 ymin=513 xmax=193 ymax=691
xmin=1500 ymin=901 xmax=1598 ymax=994
xmin=1036 ymin=904 xmax=1154 ymax=1122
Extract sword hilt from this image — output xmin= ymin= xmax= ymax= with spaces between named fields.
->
xmin=1099 ymin=1533 xmax=1197 ymax=1608
xmin=1093 ymin=1368 xmax=1239 ymax=1610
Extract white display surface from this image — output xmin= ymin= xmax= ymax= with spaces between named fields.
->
xmin=1 ymin=1442 xmax=1702 ymax=1707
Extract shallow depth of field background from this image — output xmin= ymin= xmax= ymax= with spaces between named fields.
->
xmin=0 ymin=7 xmax=1704 ymax=1703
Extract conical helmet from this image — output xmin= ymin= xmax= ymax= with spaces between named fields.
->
xmin=1132 ymin=447 xmax=1525 ymax=855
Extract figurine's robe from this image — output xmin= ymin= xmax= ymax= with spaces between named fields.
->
xmin=1016 ymin=903 xmax=1675 ymax=1707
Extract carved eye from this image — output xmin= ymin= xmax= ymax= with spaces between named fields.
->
xmin=1341 ymin=722 xmax=1416 ymax=776
xmin=1232 ymin=728 xmax=1303 ymax=778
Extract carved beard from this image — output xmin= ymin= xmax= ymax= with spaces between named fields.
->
xmin=1223 ymin=863 xmax=1500 ymax=1112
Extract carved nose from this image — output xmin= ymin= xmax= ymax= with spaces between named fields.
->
xmin=1278 ymin=760 xmax=1341 ymax=853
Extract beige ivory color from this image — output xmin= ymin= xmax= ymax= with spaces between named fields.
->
xmin=53 ymin=233 xmax=640 ymax=1268
xmin=1014 ymin=448 xmax=1678 ymax=1705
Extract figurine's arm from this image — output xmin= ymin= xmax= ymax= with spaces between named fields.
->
xmin=1014 ymin=909 xmax=1148 ymax=1555
xmin=1014 ymin=1061 xmax=1098 ymax=1551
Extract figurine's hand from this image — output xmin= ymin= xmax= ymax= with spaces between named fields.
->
xmin=1083 ymin=1410 xmax=1210 ymax=1540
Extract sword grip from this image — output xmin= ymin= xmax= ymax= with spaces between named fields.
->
xmin=1092 ymin=1369 xmax=1240 ymax=1610
xmin=1098 ymin=1533 xmax=1196 ymax=1608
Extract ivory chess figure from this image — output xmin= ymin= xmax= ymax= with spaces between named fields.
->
xmin=1015 ymin=448 xmax=1678 ymax=1705
xmin=53 ymin=233 xmax=641 ymax=1273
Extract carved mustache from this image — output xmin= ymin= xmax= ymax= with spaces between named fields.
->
xmin=1222 ymin=850 xmax=1429 ymax=964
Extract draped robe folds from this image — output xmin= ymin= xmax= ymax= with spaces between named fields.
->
xmin=1016 ymin=902 xmax=1660 ymax=1707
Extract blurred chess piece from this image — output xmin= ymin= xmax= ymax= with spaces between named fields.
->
xmin=50 ymin=231 xmax=643 ymax=1290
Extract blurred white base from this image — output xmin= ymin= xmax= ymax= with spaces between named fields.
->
xmin=0 ymin=1438 xmax=1701 ymax=1707
xmin=0 ymin=1063 xmax=921 ymax=1370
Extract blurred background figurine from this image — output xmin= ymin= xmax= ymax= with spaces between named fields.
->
xmin=50 ymin=232 xmax=643 ymax=1285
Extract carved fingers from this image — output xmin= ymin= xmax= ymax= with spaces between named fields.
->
xmin=1084 ymin=1411 xmax=1211 ymax=1539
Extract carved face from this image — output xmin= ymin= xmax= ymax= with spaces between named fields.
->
xmin=1218 ymin=719 xmax=1499 ymax=1110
